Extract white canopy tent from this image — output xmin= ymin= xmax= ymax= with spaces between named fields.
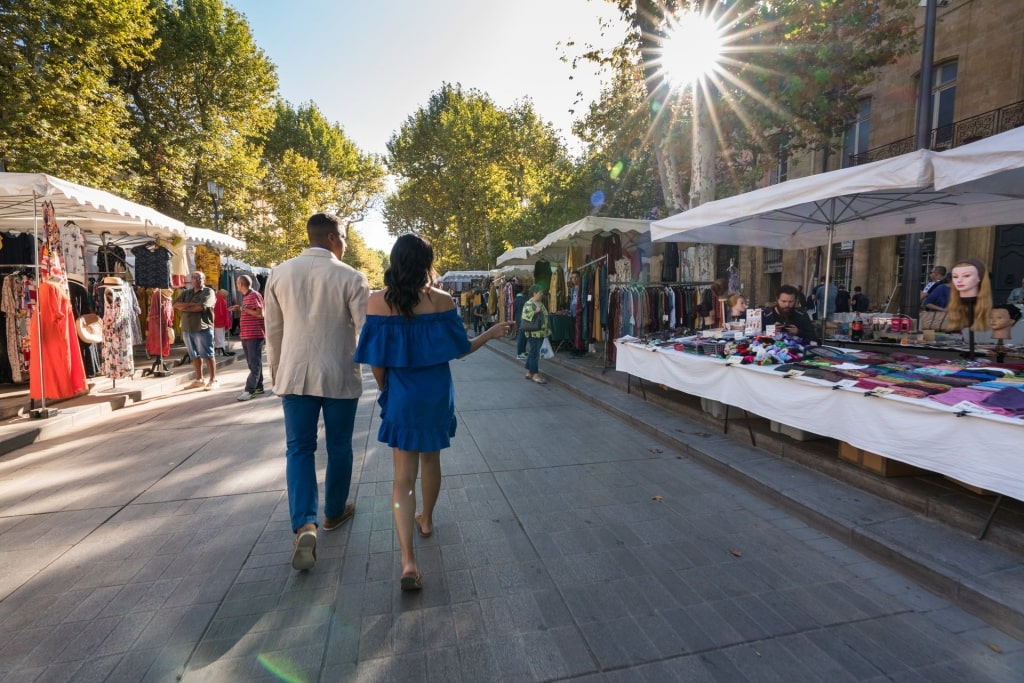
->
xmin=533 ymin=216 xmax=651 ymax=256
xmin=0 ymin=173 xmax=186 ymax=238
xmin=184 ymin=226 xmax=246 ymax=252
xmin=495 ymin=245 xmax=538 ymax=267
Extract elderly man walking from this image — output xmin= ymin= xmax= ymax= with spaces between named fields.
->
xmin=265 ymin=212 xmax=369 ymax=571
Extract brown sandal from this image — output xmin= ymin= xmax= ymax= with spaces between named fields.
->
xmin=400 ymin=572 xmax=423 ymax=592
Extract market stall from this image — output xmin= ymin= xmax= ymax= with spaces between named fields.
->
xmin=615 ymin=340 xmax=1024 ymax=501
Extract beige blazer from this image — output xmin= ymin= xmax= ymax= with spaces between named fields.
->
xmin=265 ymin=248 xmax=369 ymax=399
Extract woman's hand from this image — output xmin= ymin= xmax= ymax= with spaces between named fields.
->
xmin=492 ymin=321 xmax=515 ymax=339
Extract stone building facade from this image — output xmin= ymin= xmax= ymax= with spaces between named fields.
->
xmin=736 ymin=0 xmax=1024 ymax=311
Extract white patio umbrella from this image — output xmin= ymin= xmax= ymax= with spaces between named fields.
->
xmin=650 ymin=136 xmax=1024 ymax=329
xmin=931 ymin=125 xmax=1024 ymax=194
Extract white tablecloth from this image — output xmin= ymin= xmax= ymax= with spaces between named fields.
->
xmin=615 ymin=342 xmax=1024 ymax=501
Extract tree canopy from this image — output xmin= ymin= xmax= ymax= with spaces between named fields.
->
xmin=0 ymin=0 xmax=157 ymax=186
xmin=384 ymin=83 xmax=573 ymax=272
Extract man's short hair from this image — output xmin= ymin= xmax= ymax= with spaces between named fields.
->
xmin=854 ymin=286 xmax=862 ymax=292
xmin=237 ymin=274 xmax=252 ymax=288
xmin=307 ymin=212 xmax=344 ymax=242
xmin=778 ymin=284 xmax=799 ymax=297
xmin=933 ymin=266 xmax=947 ymax=276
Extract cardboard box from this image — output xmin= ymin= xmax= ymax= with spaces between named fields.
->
xmin=838 ymin=442 xmax=924 ymax=477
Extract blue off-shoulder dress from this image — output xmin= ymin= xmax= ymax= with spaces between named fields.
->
xmin=354 ymin=309 xmax=472 ymax=452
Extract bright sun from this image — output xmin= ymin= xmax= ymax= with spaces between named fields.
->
xmin=658 ymin=10 xmax=724 ymax=88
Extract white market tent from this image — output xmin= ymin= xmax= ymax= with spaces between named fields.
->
xmin=184 ymin=226 xmax=246 ymax=252
xmin=436 ymin=270 xmax=492 ymax=287
xmin=533 ymin=216 xmax=651 ymax=256
xmin=0 ymin=173 xmax=186 ymax=237
xmin=495 ymin=245 xmax=538 ymax=267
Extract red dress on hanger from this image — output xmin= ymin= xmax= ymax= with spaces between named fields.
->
xmin=146 ymin=289 xmax=174 ymax=357
xmin=29 ymin=279 xmax=87 ymax=400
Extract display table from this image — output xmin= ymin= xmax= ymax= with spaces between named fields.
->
xmin=549 ymin=313 xmax=573 ymax=351
xmin=615 ymin=341 xmax=1024 ymax=501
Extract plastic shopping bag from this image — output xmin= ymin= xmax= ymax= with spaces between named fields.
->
xmin=540 ymin=337 xmax=555 ymax=359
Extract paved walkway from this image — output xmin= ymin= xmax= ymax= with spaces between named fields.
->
xmin=0 ymin=347 xmax=1021 ymax=681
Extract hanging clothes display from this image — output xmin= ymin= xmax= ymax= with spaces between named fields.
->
xmin=146 ymin=289 xmax=174 ymax=358
xmin=168 ymin=237 xmax=189 ymax=287
xmin=29 ymin=278 xmax=87 ymax=400
xmin=96 ymin=244 xmax=128 ymax=275
xmin=1 ymin=272 xmax=32 ymax=382
xmin=100 ymin=278 xmax=136 ymax=380
xmin=194 ymin=245 xmax=222 ymax=287
xmin=59 ymin=221 xmax=87 ymax=283
xmin=67 ymin=279 xmax=99 ymax=378
xmin=131 ymin=242 xmax=173 ymax=288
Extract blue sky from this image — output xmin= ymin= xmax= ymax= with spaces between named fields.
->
xmin=230 ymin=0 xmax=625 ymax=251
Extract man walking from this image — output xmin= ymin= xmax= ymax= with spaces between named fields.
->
xmin=265 ymin=213 xmax=369 ymax=571
xmin=232 ymin=274 xmax=264 ymax=401
xmin=173 ymin=271 xmax=218 ymax=390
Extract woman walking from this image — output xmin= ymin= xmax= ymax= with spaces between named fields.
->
xmin=354 ymin=234 xmax=514 ymax=591
xmin=521 ymin=284 xmax=551 ymax=384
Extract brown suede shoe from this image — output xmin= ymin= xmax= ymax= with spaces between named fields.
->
xmin=323 ymin=502 xmax=355 ymax=531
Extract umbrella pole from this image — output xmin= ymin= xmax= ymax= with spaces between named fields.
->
xmin=820 ymin=224 xmax=835 ymax=345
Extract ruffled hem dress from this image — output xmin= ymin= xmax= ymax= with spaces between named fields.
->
xmin=354 ymin=309 xmax=471 ymax=452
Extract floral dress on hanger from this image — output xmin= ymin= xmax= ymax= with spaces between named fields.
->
xmin=102 ymin=286 xmax=135 ymax=379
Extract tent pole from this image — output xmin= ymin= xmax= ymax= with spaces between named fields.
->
xmin=30 ymin=193 xmax=56 ymax=419
xmin=821 ymin=224 xmax=835 ymax=345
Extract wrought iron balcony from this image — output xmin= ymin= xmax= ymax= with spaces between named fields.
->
xmin=850 ymin=99 xmax=1024 ymax=165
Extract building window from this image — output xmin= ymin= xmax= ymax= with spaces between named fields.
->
xmin=897 ymin=232 xmax=937 ymax=291
xmin=931 ymin=61 xmax=957 ymax=148
xmin=769 ymin=135 xmax=789 ymax=185
xmin=842 ymin=99 xmax=871 ymax=168
xmin=763 ymin=248 xmax=782 ymax=273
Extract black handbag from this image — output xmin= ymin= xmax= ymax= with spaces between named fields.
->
xmin=520 ymin=308 xmax=545 ymax=332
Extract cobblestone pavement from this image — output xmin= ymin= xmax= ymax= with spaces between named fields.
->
xmin=0 ymin=350 xmax=1020 ymax=682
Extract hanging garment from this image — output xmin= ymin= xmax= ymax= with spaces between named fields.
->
xmin=194 ymin=245 xmax=222 ymax=287
xmin=131 ymin=244 xmax=173 ymax=288
xmin=168 ymin=238 xmax=189 ymax=287
xmin=29 ymin=279 xmax=87 ymax=400
xmin=146 ymin=289 xmax=174 ymax=357
xmin=59 ymin=221 xmax=87 ymax=282
xmin=2 ymin=273 xmax=30 ymax=382
xmin=96 ymin=244 xmax=128 ymax=275
xmin=101 ymin=285 xmax=135 ymax=379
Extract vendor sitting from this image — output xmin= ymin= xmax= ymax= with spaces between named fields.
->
xmin=761 ymin=284 xmax=816 ymax=342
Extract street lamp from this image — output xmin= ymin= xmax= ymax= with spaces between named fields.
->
xmin=207 ymin=180 xmax=223 ymax=232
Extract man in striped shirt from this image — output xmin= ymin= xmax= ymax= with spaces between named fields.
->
xmin=232 ymin=274 xmax=265 ymax=401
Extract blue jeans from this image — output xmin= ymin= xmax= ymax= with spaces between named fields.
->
xmin=516 ymin=329 xmax=527 ymax=355
xmin=241 ymin=338 xmax=264 ymax=393
xmin=281 ymin=394 xmax=358 ymax=532
xmin=525 ymin=336 xmax=542 ymax=374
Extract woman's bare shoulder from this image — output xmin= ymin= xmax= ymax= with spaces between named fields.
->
xmin=366 ymin=291 xmax=392 ymax=315
xmin=424 ymin=287 xmax=456 ymax=312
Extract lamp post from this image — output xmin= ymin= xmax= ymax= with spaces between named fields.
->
xmin=207 ymin=180 xmax=223 ymax=232
xmin=900 ymin=0 xmax=939 ymax=322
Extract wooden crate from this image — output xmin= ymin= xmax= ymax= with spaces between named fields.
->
xmin=838 ymin=442 xmax=924 ymax=477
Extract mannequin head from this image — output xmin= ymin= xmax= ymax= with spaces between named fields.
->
xmin=946 ymin=259 xmax=992 ymax=332
xmin=989 ymin=304 xmax=1021 ymax=340
xmin=950 ymin=261 xmax=982 ymax=298
xmin=727 ymin=294 xmax=747 ymax=318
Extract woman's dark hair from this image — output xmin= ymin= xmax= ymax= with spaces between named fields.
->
xmin=384 ymin=234 xmax=434 ymax=318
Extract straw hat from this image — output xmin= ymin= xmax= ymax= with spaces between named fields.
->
xmin=75 ymin=314 xmax=103 ymax=344
xmin=98 ymin=276 xmax=124 ymax=287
